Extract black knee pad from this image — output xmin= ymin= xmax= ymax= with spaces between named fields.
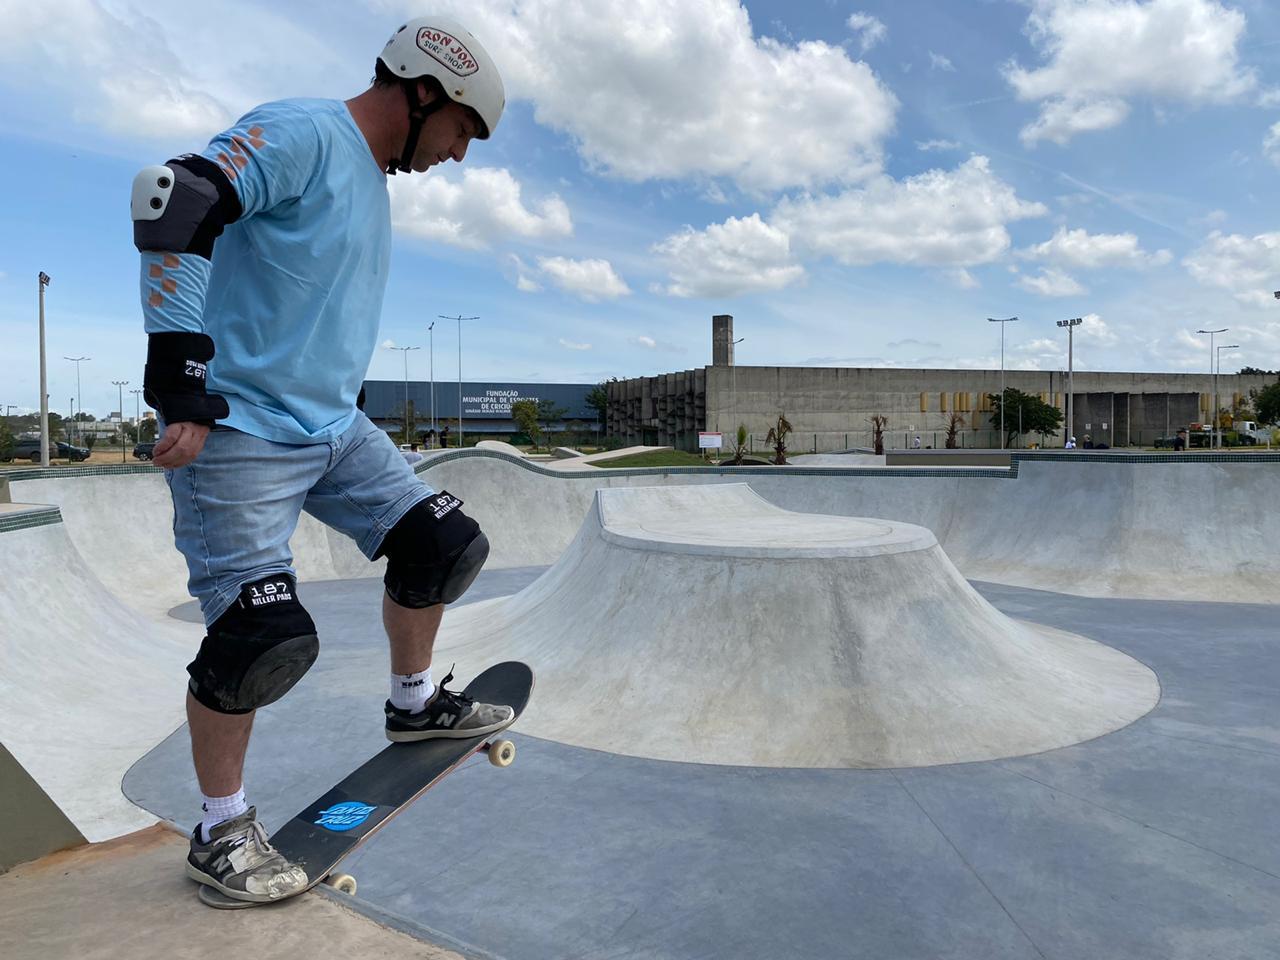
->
xmin=379 ymin=492 xmax=490 ymax=608
xmin=187 ymin=574 xmax=319 ymax=715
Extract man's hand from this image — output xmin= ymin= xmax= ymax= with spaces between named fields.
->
xmin=153 ymin=421 xmax=211 ymax=469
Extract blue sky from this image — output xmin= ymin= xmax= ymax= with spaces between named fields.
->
xmin=2 ymin=0 xmax=1280 ymax=418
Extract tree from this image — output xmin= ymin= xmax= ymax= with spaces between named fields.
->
xmin=869 ymin=414 xmax=887 ymax=455
xmin=0 ymin=419 xmax=13 ymax=461
xmin=987 ymin=388 xmax=1063 ymax=447
xmin=83 ymin=434 xmax=97 ymax=452
xmin=765 ymin=413 xmax=792 ymax=465
xmin=944 ymin=412 xmax=965 ymax=449
xmin=1254 ymin=381 xmax=1280 ymax=425
xmin=586 ymin=378 xmax=615 ymax=424
xmin=511 ymin=399 xmax=542 ymax=449
xmin=729 ymin=423 xmax=748 ymax=465
xmin=537 ymin=399 xmax=568 ymax=449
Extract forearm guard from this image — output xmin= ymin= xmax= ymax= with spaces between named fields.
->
xmin=144 ymin=332 xmax=230 ymax=426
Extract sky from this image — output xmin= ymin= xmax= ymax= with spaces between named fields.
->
xmin=2 ymin=0 xmax=1280 ymax=418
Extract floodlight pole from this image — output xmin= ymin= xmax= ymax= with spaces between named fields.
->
xmin=440 ymin=315 xmax=479 ymax=448
xmin=386 ymin=345 xmax=420 ymax=442
xmin=1197 ymin=327 xmax=1227 ymax=448
xmin=987 ymin=317 xmax=1018 ymax=449
xmin=38 ymin=272 xmax=51 ymax=467
xmin=1057 ymin=318 xmax=1082 ymax=447
xmin=111 ymin=380 xmax=129 ymax=462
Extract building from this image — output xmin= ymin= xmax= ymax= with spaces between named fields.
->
xmin=607 ymin=315 xmax=1275 ymax=452
xmin=360 ymin=379 xmax=598 ymax=444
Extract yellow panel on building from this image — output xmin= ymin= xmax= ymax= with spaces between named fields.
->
xmin=920 ymin=391 xmax=928 ymax=413
xmin=940 ymin=392 xmax=949 ymax=412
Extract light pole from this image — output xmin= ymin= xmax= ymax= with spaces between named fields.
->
xmin=1056 ymin=318 xmax=1082 ymax=447
xmin=439 ymin=315 xmax=478 ymax=448
xmin=111 ymin=380 xmax=129 ymax=462
xmin=64 ymin=355 xmax=90 ymax=444
xmin=38 ymin=273 xmax=51 ymax=466
xmin=1217 ymin=344 xmax=1239 ymax=443
xmin=130 ymin=389 xmax=144 ymax=447
xmin=1197 ymin=327 xmax=1227 ymax=448
xmin=731 ymin=336 xmax=745 ymax=440
xmin=987 ymin=317 xmax=1018 ymax=449
xmin=385 ymin=344 xmax=420 ymax=443
xmin=427 ymin=320 xmax=436 ymax=441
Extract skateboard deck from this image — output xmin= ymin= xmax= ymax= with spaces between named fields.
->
xmin=197 ymin=660 xmax=533 ymax=909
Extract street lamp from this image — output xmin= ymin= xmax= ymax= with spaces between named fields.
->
xmin=38 ymin=272 xmax=51 ymax=467
xmin=439 ymin=315 xmax=478 ymax=448
xmin=64 ymin=355 xmax=90 ymax=443
xmin=731 ymin=336 xmax=745 ymax=442
xmin=130 ymin=389 xmax=144 ymax=448
xmin=111 ymin=380 xmax=129 ymax=462
xmin=987 ymin=317 xmax=1018 ymax=449
xmin=427 ymin=320 xmax=436 ymax=440
xmin=1056 ymin=318 xmax=1082 ymax=447
xmin=1196 ymin=327 xmax=1228 ymax=448
xmin=1217 ymin=344 xmax=1239 ymax=442
xmin=385 ymin=344 xmax=420 ymax=443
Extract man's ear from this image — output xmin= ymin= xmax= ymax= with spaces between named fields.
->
xmin=415 ymin=79 xmax=440 ymax=107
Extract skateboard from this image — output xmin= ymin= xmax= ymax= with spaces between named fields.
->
xmin=197 ymin=660 xmax=533 ymax=909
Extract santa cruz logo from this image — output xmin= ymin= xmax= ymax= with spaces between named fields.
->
xmin=416 ymin=27 xmax=478 ymax=76
xmin=314 ymin=801 xmax=377 ymax=832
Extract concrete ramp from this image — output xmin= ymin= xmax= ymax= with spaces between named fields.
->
xmin=435 ymin=484 xmax=1159 ymax=768
xmin=0 ymin=516 xmax=199 ymax=841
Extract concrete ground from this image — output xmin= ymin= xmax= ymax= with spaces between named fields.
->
xmin=0 ymin=825 xmax=468 ymax=960
xmin=121 ymin=571 xmax=1280 ymax=960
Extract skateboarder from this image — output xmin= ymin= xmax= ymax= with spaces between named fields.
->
xmin=131 ymin=16 xmax=514 ymax=904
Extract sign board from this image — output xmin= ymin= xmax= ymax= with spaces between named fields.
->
xmin=698 ymin=432 xmax=723 ymax=449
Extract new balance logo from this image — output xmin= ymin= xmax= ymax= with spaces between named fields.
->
xmin=436 ymin=712 xmax=456 ymax=727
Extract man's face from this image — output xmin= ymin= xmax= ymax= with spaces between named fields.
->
xmin=410 ymin=98 xmax=481 ymax=173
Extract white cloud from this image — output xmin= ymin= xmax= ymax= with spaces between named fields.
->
xmin=0 ymin=0 xmax=232 ymax=140
xmin=1258 ymin=88 xmax=1280 ymax=109
xmin=426 ymin=0 xmax=897 ymax=192
xmin=388 ymin=168 xmax=572 ymax=250
xmin=928 ymin=51 xmax=955 ymax=72
xmin=1017 ymin=97 xmax=1130 ymax=146
xmin=636 ymin=336 xmax=657 ymax=348
xmin=772 ymin=156 xmax=1046 ymax=267
xmin=654 ymin=214 xmax=805 ymax=298
xmin=1017 ymin=267 xmax=1087 ymax=297
xmin=945 ymin=268 xmax=980 ymax=290
xmin=558 ymin=338 xmax=592 ymax=351
xmin=1265 ymin=122 xmax=1280 ymax=167
xmin=847 ymin=13 xmax=888 ymax=53
xmin=917 ymin=139 xmax=962 ymax=152
xmin=1006 ymin=0 xmax=1256 ymax=146
xmin=1019 ymin=226 xmax=1172 ymax=269
xmin=1183 ymin=231 xmax=1280 ymax=306
xmin=537 ymin=257 xmax=631 ymax=301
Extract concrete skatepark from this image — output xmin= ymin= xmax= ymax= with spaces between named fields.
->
xmin=1 ymin=449 xmax=1278 ymax=959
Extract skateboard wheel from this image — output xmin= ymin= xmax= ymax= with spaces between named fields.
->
xmin=326 ymin=873 xmax=358 ymax=895
xmin=488 ymin=739 xmax=516 ymax=767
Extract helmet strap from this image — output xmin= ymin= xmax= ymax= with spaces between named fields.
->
xmin=389 ymin=80 xmax=448 ymax=175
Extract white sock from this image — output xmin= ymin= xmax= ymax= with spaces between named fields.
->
xmin=200 ymin=787 xmax=248 ymax=843
xmin=390 ymin=668 xmax=435 ymax=714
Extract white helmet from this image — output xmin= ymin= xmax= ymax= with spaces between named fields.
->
xmin=379 ymin=17 xmax=505 ymax=140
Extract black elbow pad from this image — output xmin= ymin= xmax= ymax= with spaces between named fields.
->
xmin=132 ymin=155 xmax=242 ymax=260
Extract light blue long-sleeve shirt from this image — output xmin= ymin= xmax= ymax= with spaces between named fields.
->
xmin=139 ymin=98 xmax=390 ymax=443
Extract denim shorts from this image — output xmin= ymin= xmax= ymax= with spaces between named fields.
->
xmin=164 ymin=412 xmax=433 ymax=625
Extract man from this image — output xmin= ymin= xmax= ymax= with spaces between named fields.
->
xmin=131 ymin=16 xmax=513 ymax=905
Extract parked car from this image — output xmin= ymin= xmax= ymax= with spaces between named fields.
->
xmin=1 ymin=438 xmax=89 ymax=462
xmin=132 ymin=441 xmax=158 ymax=461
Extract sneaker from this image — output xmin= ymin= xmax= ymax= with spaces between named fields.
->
xmin=186 ymin=807 xmax=309 ymax=903
xmin=385 ymin=668 xmax=515 ymax=742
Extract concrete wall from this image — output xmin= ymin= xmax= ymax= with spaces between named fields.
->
xmin=687 ymin=366 xmax=1272 ymax=453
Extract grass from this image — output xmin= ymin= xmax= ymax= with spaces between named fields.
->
xmin=590 ymin=450 xmax=721 ymax=469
